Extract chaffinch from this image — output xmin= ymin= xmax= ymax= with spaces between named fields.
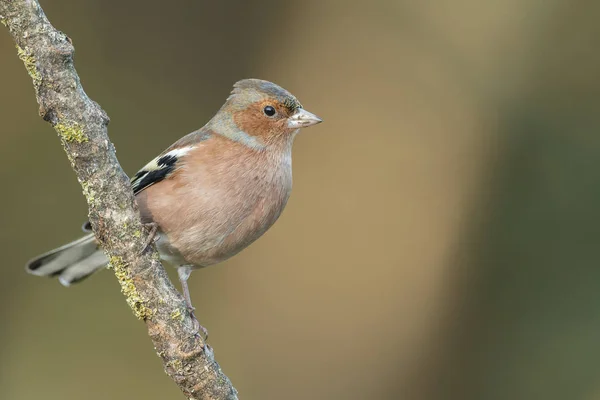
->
xmin=26 ymin=79 xmax=322 ymax=332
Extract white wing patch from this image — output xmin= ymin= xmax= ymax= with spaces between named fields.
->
xmin=131 ymin=146 xmax=195 ymax=194
xmin=137 ymin=146 xmax=195 ymax=174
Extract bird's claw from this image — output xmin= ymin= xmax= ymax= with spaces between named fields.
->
xmin=138 ymin=222 xmax=159 ymax=254
xmin=188 ymin=306 xmax=208 ymax=341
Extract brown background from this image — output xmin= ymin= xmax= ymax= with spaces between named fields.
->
xmin=1 ymin=1 xmax=600 ymax=399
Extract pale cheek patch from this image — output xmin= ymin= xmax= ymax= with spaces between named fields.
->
xmin=209 ymin=112 xmax=266 ymax=150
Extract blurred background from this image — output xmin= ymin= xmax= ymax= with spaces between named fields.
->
xmin=1 ymin=0 xmax=599 ymax=399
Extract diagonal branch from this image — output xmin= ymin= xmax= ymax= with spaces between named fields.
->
xmin=0 ymin=1 xmax=238 ymax=399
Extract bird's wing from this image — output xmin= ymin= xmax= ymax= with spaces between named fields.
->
xmin=131 ymin=129 xmax=212 ymax=195
xmin=130 ymin=146 xmax=195 ymax=195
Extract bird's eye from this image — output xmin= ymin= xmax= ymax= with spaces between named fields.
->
xmin=263 ymin=106 xmax=276 ymax=117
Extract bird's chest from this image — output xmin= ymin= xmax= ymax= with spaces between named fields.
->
xmin=159 ymin=160 xmax=292 ymax=266
xmin=223 ymin=181 xmax=290 ymax=250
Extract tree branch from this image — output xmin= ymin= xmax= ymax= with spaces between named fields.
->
xmin=0 ymin=1 xmax=237 ymax=399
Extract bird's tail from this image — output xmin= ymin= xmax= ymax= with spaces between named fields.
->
xmin=25 ymin=234 xmax=108 ymax=286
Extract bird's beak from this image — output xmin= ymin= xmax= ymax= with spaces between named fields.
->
xmin=287 ymin=108 xmax=323 ymax=129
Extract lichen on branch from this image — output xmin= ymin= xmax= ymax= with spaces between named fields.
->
xmin=16 ymin=44 xmax=42 ymax=87
xmin=54 ymin=120 xmax=88 ymax=143
xmin=109 ymin=255 xmax=155 ymax=320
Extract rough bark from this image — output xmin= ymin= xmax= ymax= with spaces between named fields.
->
xmin=0 ymin=1 xmax=238 ymax=399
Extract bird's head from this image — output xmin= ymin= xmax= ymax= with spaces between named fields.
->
xmin=210 ymin=79 xmax=322 ymax=148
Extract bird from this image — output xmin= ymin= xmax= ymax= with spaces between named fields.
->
xmin=26 ymin=78 xmax=322 ymax=333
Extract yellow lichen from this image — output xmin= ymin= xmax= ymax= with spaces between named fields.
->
xmin=166 ymin=359 xmax=183 ymax=373
xmin=16 ymin=45 xmax=42 ymax=87
xmin=170 ymin=309 xmax=184 ymax=321
xmin=108 ymin=256 xmax=153 ymax=320
xmin=80 ymin=181 xmax=96 ymax=204
xmin=55 ymin=121 xmax=88 ymax=143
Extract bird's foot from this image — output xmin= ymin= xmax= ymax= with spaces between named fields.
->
xmin=188 ymin=306 xmax=209 ymax=340
xmin=138 ymin=222 xmax=159 ymax=254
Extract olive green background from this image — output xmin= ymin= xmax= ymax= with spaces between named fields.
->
xmin=1 ymin=1 xmax=600 ymax=399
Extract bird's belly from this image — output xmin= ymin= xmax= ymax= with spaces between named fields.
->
xmin=158 ymin=193 xmax=289 ymax=268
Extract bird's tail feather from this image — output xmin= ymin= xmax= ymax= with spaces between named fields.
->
xmin=25 ymin=234 xmax=108 ymax=286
